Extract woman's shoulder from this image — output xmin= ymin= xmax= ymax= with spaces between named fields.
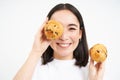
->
xmin=81 ymin=64 xmax=89 ymax=80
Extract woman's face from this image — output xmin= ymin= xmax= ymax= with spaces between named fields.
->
xmin=50 ymin=10 xmax=82 ymax=60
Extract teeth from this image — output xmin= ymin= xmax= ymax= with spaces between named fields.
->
xmin=58 ymin=43 xmax=70 ymax=47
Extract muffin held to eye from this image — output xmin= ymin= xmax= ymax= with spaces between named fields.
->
xmin=90 ymin=43 xmax=107 ymax=62
xmin=44 ymin=20 xmax=64 ymax=40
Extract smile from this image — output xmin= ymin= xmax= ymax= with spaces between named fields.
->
xmin=57 ymin=43 xmax=71 ymax=48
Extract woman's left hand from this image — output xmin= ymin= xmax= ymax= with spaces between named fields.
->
xmin=88 ymin=58 xmax=105 ymax=80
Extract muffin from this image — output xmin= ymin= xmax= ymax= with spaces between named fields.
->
xmin=44 ymin=20 xmax=63 ymax=40
xmin=90 ymin=43 xmax=107 ymax=62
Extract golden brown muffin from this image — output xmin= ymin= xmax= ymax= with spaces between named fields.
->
xmin=44 ymin=20 xmax=63 ymax=40
xmin=90 ymin=43 xmax=107 ymax=62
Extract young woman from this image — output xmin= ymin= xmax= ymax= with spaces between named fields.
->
xmin=13 ymin=3 xmax=105 ymax=80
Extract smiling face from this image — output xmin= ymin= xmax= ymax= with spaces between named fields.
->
xmin=50 ymin=10 xmax=82 ymax=60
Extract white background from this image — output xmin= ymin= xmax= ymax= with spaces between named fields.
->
xmin=0 ymin=0 xmax=120 ymax=80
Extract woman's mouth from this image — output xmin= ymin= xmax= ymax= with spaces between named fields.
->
xmin=57 ymin=43 xmax=71 ymax=48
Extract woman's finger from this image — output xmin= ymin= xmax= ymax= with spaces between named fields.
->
xmin=35 ymin=17 xmax=48 ymax=39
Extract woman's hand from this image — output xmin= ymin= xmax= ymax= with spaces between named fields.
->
xmin=88 ymin=58 xmax=105 ymax=80
xmin=31 ymin=18 xmax=51 ymax=57
xmin=13 ymin=18 xmax=51 ymax=80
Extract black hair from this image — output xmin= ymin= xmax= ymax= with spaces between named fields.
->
xmin=42 ymin=3 xmax=89 ymax=67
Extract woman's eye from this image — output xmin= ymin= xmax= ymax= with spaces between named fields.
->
xmin=69 ymin=28 xmax=76 ymax=30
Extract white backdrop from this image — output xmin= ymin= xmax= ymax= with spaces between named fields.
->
xmin=0 ymin=0 xmax=120 ymax=80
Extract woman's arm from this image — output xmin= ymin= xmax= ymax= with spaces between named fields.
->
xmin=88 ymin=58 xmax=105 ymax=80
xmin=13 ymin=51 xmax=42 ymax=80
xmin=13 ymin=18 xmax=51 ymax=80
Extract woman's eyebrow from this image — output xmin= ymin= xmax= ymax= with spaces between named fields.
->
xmin=68 ymin=23 xmax=78 ymax=27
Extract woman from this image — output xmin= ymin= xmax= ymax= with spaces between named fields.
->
xmin=13 ymin=3 xmax=105 ymax=80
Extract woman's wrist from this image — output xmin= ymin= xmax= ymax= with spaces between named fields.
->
xmin=88 ymin=77 xmax=103 ymax=80
xmin=30 ymin=49 xmax=43 ymax=59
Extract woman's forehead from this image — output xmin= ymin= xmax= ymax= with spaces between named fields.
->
xmin=50 ymin=10 xmax=79 ymax=26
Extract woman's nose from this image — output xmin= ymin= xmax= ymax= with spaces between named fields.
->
xmin=59 ymin=30 xmax=68 ymax=41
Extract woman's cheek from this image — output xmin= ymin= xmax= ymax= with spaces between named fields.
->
xmin=70 ymin=32 xmax=80 ymax=39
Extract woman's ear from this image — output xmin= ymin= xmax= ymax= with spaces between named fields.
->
xmin=79 ymin=30 xmax=82 ymax=39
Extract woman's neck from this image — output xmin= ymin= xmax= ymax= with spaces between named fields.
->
xmin=53 ymin=52 xmax=73 ymax=60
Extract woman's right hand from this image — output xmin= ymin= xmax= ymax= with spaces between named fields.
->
xmin=31 ymin=18 xmax=51 ymax=57
xmin=13 ymin=18 xmax=51 ymax=80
